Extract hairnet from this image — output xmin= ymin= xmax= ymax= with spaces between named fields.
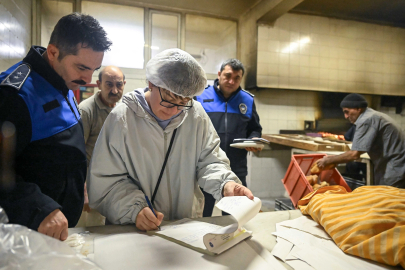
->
xmin=146 ymin=48 xmax=207 ymax=98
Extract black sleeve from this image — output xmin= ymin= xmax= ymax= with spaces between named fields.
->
xmin=246 ymin=101 xmax=262 ymax=139
xmin=0 ymin=86 xmax=60 ymax=230
xmin=344 ymin=125 xmax=356 ymax=141
xmin=0 ymin=86 xmax=31 ymax=156
xmin=0 ymin=179 xmax=61 ymax=230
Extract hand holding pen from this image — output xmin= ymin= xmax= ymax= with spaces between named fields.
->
xmin=135 ymin=195 xmax=164 ymax=231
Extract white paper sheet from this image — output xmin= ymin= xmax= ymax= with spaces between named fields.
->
xmin=215 ymin=196 xmax=262 ymax=228
xmin=157 ymin=219 xmax=223 ymax=250
xmin=271 ymin=237 xmax=293 ymax=262
xmin=285 ymin=245 xmax=315 ymax=270
xmin=286 ymin=259 xmax=315 ymax=270
xmin=285 ymin=246 xmax=315 ymax=270
xmin=94 ymin=233 xmax=282 ymax=270
xmin=273 ymin=228 xmax=399 ymax=270
xmin=230 ymin=142 xmax=265 ymax=149
xmin=277 ymin=216 xmax=331 ymax=240
xmin=152 ymin=196 xmax=261 ymax=255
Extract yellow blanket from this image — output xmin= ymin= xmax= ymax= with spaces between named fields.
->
xmin=298 ymin=185 xmax=405 ymax=269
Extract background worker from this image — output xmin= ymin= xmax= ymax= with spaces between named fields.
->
xmin=196 ymin=59 xmax=262 ymax=217
xmin=317 ymin=93 xmax=405 ymax=188
xmin=77 ymin=65 xmax=125 ymax=225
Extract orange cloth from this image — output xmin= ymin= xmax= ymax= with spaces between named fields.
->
xmin=298 ymin=185 xmax=405 ymax=269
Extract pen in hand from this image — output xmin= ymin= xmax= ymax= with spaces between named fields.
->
xmin=145 ymin=195 xmax=161 ymax=231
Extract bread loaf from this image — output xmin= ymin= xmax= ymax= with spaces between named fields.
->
xmin=310 ymin=162 xmax=321 ymax=174
xmin=311 ymin=160 xmax=335 ymax=174
xmin=306 ymin=175 xmax=319 ymax=185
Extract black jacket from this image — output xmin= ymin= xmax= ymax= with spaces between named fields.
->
xmin=0 ymin=46 xmax=86 ymax=229
xmin=196 ymin=79 xmax=262 ymax=177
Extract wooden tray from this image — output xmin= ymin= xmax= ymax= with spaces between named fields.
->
xmin=262 ymin=134 xmax=348 ymax=151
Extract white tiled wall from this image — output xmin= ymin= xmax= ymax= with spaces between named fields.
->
xmin=257 ymin=13 xmax=405 ymax=96
xmin=251 ymin=88 xmax=321 ymax=133
xmin=0 ymin=0 xmax=31 ymax=72
xmin=378 ymin=106 xmax=405 ymax=131
xmin=252 ymin=13 xmax=405 ymax=200
xmin=185 ymin=14 xmax=237 ymax=75
xmin=245 ymin=88 xmax=321 ymax=199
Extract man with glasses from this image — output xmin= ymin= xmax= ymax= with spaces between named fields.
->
xmin=87 ymin=49 xmax=254 ymax=231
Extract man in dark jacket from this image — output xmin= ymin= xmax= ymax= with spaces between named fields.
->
xmin=196 ymin=59 xmax=262 ymax=217
xmin=0 ymin=13 xmax=111 ymax=240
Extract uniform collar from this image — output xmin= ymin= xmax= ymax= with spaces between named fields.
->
xmin=213 ymin=79 xmax=242 ymax=101
xmin=354 ymin=107 xmax=369 ymax=126
xmin=23 ymin=45 xmax=70 ymax=96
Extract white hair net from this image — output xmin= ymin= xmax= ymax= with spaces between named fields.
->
xmin=146 ymin=48 xmax=207 ymax=98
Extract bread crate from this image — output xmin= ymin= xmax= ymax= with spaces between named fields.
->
xmin=282 ymin=154 xmax=352 ymax=208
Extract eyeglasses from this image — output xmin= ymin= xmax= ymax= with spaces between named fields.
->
xmin=157 ymin=87 xmax=193 ymax=111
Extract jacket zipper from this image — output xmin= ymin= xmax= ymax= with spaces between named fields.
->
xmin=164 ymin=132 xmax=173 ymax=220
xmin=225 ymin=101 xmax=228 ymax=149
xmin=64 ymin=95 xmax=79 ymax=122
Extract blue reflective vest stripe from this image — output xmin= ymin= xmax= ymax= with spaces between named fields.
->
xmin=0 ymin=61 xmax=81 ymax=142
xmin=196 ymin=85 xmax=254 ymax=118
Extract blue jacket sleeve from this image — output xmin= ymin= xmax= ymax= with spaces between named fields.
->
xmin=0 ymin=87 xmax=61 ymax=230
xmin=246 ymin=101 xmax=262 ymax=139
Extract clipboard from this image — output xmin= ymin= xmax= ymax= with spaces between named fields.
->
xmin=233 ymin=138 xmax=270 ymax=144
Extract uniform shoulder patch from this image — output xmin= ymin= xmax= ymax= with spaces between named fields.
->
xmin=0 ymin=63 xmax=31 ymax=91
xmin=241 ymin=89 xmax=254 ymax=97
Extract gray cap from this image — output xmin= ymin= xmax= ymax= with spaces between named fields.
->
xmin=146 ymin=48 xmax=207 ymax=98
xmin=340 ymin=93 xmax=368 ymax=108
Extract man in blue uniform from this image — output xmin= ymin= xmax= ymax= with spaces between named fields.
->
xmin=0 ymin=13 xmax=111 ymax=240
xmin=196 ymin=59 xmax=262 ymax=217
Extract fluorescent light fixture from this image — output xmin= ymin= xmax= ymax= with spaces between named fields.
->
xmin=150 ymin=46 xmax=160 ymax=50
xmin=281 ymin=37 xmax=310 ymax=53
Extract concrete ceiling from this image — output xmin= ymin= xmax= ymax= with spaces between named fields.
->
xmin=93 ymin=0 xmax=405 ymax=28
xmin=290 ymin=0 xmax=405 ymax=28
xmin=119 ymin=0 xmax=262 ymax=20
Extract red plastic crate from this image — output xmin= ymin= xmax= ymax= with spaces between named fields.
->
xmin=282 ymin=154 xmax=352 ymax=208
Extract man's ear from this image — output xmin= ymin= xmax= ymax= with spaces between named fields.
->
xmin=96 ymin=80 xmax=101 ymax=89
xmin=148 ymin=81 xmax=153 ymax=90
xmin=217 ymin=71 xmax=221 ymax=79
xmin=46 ymin=44 xmax=60 ymax=64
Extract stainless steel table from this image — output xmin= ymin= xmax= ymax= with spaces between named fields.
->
xmin=69 ymin=210 xmax=303 ymax=269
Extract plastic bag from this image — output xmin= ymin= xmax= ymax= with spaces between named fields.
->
xmin=0 ymin=207 xmax=101 ymax=270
